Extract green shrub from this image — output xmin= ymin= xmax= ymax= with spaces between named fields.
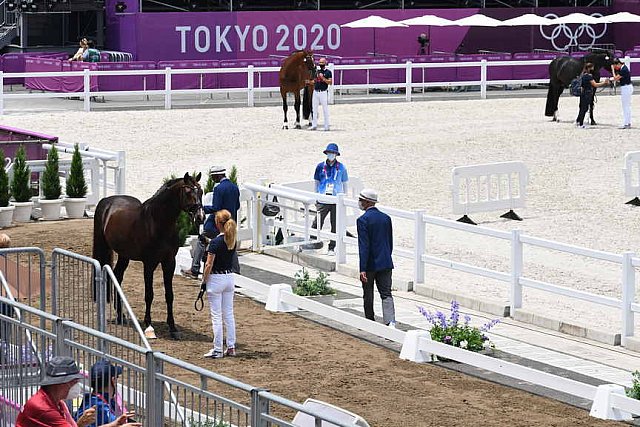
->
xmin=627 ymin=371 xmax=640 ymax=400
xmin=204 ymin=174 xmax=214 ymax=194
xmin=65 ymin=144 xmax=87 ymax=198
xmin=41 ymin=145 xmax=61 ymax=200
xmin=10 ymin=145 xmax=31 ymax=203
xmin=293 ymin=268 xmax=335 ymax=296
xmin=228 ymin=165 xmax=238 ymax=185
xmin=0 ymin=149 xmax=10 ymax=207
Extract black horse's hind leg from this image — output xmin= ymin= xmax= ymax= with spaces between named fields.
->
xmin=161 ymin=258 xmax=181 ymax=340
xmin=589 ymin=93 xmax=597 ymax=125
xmin=113 ymin=257 xmax=130 ymax=324
xmin=294 ymin=92 xmax=302 ymax=129
xmin=303 ymin=85 xmax=313 ymax=127
xmin=143 ymin=260 xmax=159 ymax=329
xmin=282 ymin=94 xmax=289 ymax=129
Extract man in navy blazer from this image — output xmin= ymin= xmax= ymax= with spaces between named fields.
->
xmin=357 ymin=189 xmax=396 ymax=327
xmin=183 ymin=166 xmax=240 ymax=278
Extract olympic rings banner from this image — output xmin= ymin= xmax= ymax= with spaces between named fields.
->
xmin=106 ymin=7 xmax=612 ymax=61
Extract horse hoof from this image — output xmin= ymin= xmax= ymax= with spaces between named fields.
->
xmin=170 ymin=330 xmax=182 ymax=340
xmin=295 ymin=124 xmax=302 ymax=130
xmin=144 ymin=325 xmax=157 ymax=339
xmin=282 ymin=125 xmax=288 ymax=130
xmin=115 ymin=315 xmax=128 ymax=325
xmin=591 ymin=121 xmax=597 ymax=126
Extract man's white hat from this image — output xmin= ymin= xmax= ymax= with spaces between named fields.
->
xmin=208 ymin=165 xmax=226 ymax=175
xmin=359 ymin=188 xmax=378 ymax=203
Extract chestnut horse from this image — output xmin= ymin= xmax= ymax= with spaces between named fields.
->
xmin=279 ymin=50 xmax=316 ymax=129
xmin=545 ymin=51 xmax=613 ymax=123
xmin=92 ymin=172 xmax=204 ymax=339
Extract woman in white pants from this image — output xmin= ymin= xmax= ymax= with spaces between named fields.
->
xmin=613 ymin=58 xmax=633 ymax=129
xmin=201 ymin=209 xmax=237 ymax=359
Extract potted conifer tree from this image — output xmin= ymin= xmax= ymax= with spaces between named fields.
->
xmin=64 ymin=144 xmax=88 ymax=219
xmin=39 ymin=144 xmax=63 ymax=220
xmin=10 ymin=145 xmax=34 ymax=223
xmin=0 ymin=149 xmax=14 ymax=227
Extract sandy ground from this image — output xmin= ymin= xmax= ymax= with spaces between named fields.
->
xmin=4 ymin=220 xmax=626 ymax=427
xmin=2 ymin=92 xmax=640 ymax=335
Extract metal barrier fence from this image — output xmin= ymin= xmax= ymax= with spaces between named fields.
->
xmin=242 ymin=182 xmax=640 ymax=347
xmin=1 ymin=57 xmax=638 ymax=114
xmin=0 ymin=296 xmax=356 ymax=427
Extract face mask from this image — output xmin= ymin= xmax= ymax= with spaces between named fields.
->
xmin=326 ymin=153 xmax=336 ymax=162
xmin=358 ymin=200 xmax=366 ymax=211
xmin=65 ymin=382 xmax=83 ymax=400
xmin=319 ymin=64 xmax=325 ymax=69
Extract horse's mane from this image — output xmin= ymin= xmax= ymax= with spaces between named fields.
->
xmin=151 ymin=177 xmax=182 ymax=199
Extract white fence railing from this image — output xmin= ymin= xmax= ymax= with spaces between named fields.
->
xmin=5 ymin=141 xmax=126 ymax=209
xmin=241 ymin=182 xmax=640 ymax=347
xmin=237 ymin=276 xmax=638 ymax=422
xmin=1 ymin=57 xmax=638 ymax=114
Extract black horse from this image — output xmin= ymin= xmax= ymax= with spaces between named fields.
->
xmin=279 ymin=50 xmax=316 ymax=129
xmin=92 ymin=173 xmax=204 ymax=339
xmin=545 ymin=51 xmax=614 ymax=124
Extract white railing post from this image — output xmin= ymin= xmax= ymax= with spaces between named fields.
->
xmin=164 ymin=67 xmax=172 ymax=110
xmin=624 ymin=55 xmax=631 ymax=71
xmin=251 ymin=190 xmax=261 ymax=251
xmin=405 ymin=61 xmax=412 ymax=102
xmin=0 ymin=71 xmax=4 ymax=115
xmin=510 ymin=229 xmax=523 ymax=313
xmin=335 ymin=193 xmax=347 ymax=265
xmin=413 ymin=210 xmax=425 ymax=285
xmin=328 ymin=63 xmax=335 ymax=105
xmin=480 ymin=59 xmax=487 ymax=100
xmin=83 ymin=68 xmax=91 ymax=112
xmin=621 ymin=251 xmax=635 ymax=346
xmin=116 ymin=150 xmax=126 ymax=194
xmin=247 ymin=65 xmax=254 ymax=107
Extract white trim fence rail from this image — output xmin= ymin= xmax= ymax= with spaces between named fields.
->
xmin=0 ymin=57 xmax=637 ymax=114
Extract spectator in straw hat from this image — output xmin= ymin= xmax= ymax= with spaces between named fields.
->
xmin=357 ymin=189 xmax=396 ymax=328
xmin=183 ymin=166 xmax=240 ymax=279
xmin=75 ymin=360 xmax=137 ymax=427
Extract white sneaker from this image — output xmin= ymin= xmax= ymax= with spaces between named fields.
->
xmin=327 ymin=249 xmax=335 ymax=256
xmin=388 ymin=321 xmax=396 ymax=329
xmin=203 ymin=349 xmax=223 ymax=359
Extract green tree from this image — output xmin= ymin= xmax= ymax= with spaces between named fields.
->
xmin=228 ymin=165 xmax=238 ymax=185
xmin=10 ymin=145 xmax=31 ymax=203
xmin=41 ymin=145 xmax=61 ymax=200
xmin=0 ymin=149 xmax=10 ymax=207
xmin=65 ymin=144 xmax=88 ymax=198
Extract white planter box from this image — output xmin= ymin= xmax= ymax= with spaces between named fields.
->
xmin=12 ymin=201 xmax=34 ymax=223
xmin=0 ymin=205 xmax=15 ymax=228
xmin=39 ymin=198 xmax=63 ymax=221
xmin=64 ymin=197 xmax=87 ymax=219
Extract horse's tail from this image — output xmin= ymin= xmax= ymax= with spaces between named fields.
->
xmin=302 ymin=85 xmax=312 ymax=120
xmin=92 ymin=199 xmax=113 ymax=268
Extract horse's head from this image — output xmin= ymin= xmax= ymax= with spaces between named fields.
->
xmin=587 ymin=50 xmax=614 ymax=71
xmin=179 ymin=172 xmax=205 ymax=225
xmin=301 ymin=49 xmax=316 ymax=75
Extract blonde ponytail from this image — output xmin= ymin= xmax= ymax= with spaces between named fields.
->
xmin=215 ymin=209 xmax=237 ymax=250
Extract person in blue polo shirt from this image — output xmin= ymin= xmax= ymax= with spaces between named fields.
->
xmin=613 ymin=58 xmax=633 ymax=129
xmin=310 ymin=57 xmax=332 ymax=131
xmin=310 ymin=143 xmax=348 ymax=256
xmin=357 ymin=189 xmax=396 ymax=327
xmin=183 ymin=166 xmax=240 ymax=279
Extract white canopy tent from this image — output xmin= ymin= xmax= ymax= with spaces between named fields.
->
xmin=451 ymin=14 xmax=503 ymax=27
xmin=501 ymin=13 xmax=555 ymax=26
xmin=341 ymin=15 xmax=408 ymax=56
xmin=551 ymin=12 xmax=607 ymax=25
xmin=596 ymin=11 xmax=640 ymax=24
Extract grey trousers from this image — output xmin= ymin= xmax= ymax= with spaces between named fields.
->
xmin=363 ymin=269 xmax=395 ymax=325
xmin=191 ymin=232 xmax=240 ymax=274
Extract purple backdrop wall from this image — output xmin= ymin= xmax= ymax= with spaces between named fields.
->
xmin=105 ymin=7 xmax=618 ymax=61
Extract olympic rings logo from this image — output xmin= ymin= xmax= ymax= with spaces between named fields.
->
xmin=539 ymin=13 xmax=608 ymax=51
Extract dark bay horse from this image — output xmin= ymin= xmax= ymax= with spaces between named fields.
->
xmin=545 ymin=51 xmax=613 ymax=123
xmin=92 ymin=172 xmax=204 ymax=339
xmin=279 ymin=50 xmax=316 ymax=129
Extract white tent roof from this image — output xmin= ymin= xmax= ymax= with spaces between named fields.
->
xmin=341 ymin=15 xmax=408 ymax=28
xmin=552 ymin=13 xmax=606 ymax=25
xmin=501 ymin=13 xmax=555 ymax=26
xmin=451 ymin=14 xmax=502 ymax=27
xmin=597 ymin=11 xmax=640 ymax=23
xmin=399 ymin=14 xmax=454 ymax=26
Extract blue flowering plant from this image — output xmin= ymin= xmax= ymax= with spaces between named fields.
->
xmin=418 ymin=301 xmax=500 ymax=352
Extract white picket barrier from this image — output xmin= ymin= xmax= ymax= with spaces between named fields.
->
xmin=451 ymin=161 xmax=528 ymax=224
xmin=623 ymin=151 xmax=640 ymax=206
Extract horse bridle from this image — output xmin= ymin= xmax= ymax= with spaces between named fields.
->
xmin=180 ymin=182 xmax=204 ymax=223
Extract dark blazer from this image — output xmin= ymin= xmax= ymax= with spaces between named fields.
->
xmin=357 ymin=207 xmax=394 ymax=273
xmin=203 ymin=178 xmax=240 ymax=234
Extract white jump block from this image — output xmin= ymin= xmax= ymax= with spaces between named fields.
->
xmin=589 ymin=384 xmax=633 ymax=421
xmin=399 ymin=330 xmax=433 ymax=363
xmin=265 ymin=284 xmax=298 ymax=313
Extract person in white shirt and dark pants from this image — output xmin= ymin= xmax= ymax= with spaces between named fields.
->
xmin=613 ymin=58 xmax=633 ymax=129
xmin=311 ymin=57 xmax=332 ymax=131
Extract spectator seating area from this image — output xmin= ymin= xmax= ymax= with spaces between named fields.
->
xmin=0 ymin=48 xmax=639 ymax=93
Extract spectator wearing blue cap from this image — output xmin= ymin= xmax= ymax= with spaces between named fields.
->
xmin=75 ymin=360 xmax=138 ymax=427
xmin=310 ymin=143 xmax=349 ymax=256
